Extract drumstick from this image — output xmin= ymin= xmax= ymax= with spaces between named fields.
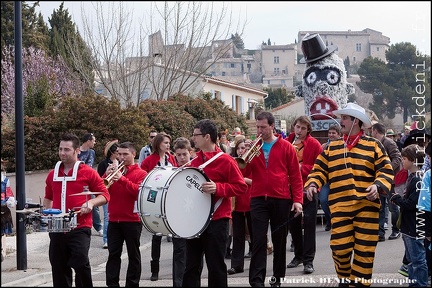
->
xmin=198 ymin=152 xmax=224 ymax=170
xmin=179 ymin=156 xmax=198 ymax=168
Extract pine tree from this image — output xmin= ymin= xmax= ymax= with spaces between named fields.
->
xmin=47 ymin=2 xmax=94 ymax=90
xmin=1 ymin=1 xmax=49 ymax=57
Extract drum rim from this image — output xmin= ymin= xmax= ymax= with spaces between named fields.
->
xmin=163 ymin=167 xmax=214 ymax=238
xmin=138 ymin=166 xmax=215 ymax=238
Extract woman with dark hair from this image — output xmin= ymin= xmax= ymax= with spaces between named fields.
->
xmin=140 ymin=132 xmax=177 ymax=282
xmin=227 ymin=138 xmax=253 ymax=275
xmin=97 ymin=140 xmax=120 ymax=249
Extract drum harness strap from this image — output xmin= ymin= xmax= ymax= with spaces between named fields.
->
xmin=198 ymin=151 xmax=225 ymax=212
xmin=53 ymin=161 xmax=83 ymax=213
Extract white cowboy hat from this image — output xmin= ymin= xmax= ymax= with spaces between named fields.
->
xmin=332 ymin=103 xmax=372 ymax=128
xmin=386 ymin=129 xmax=395 ymax=136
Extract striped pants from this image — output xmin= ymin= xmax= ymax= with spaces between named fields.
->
xmin=330 ymin=200 xmax=380 ymax=287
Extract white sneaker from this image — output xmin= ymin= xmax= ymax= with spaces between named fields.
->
xmin=98 ymin=230 xmax=103 ymax=237
xmin=103 ymin=243 xmax=108 ymax=249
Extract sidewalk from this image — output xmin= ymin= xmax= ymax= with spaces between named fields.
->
xmin=1 ymin=232 xmax=52 ymax=287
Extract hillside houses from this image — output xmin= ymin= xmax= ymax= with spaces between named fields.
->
xmin=95 ymin=28 xmax=390 ymax=120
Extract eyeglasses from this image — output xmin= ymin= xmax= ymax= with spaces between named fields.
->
xmin=192 ymin=133 xmax=204 ymax=137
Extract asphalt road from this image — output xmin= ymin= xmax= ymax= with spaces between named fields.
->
xmin=2 ymin=220 xmax=410 ymax=287
xmin=2 ymin=170 xmax=411 ymax=287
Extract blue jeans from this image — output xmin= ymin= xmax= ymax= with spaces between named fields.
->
xmin=318 ymin=184 xmax=331 ymax=225
xmin=102 ymin=203 xmax=109 ymax=244
xmin=402 ymin=234 xmax=428 ymax=287
xmin=379 ymin=192 xmax=400 ymax=237
xmin=91 ymin=194 xmax=102 ymax=232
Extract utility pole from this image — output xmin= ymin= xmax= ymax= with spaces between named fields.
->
xmin=14 ymin=0 xmax=28 ymax=270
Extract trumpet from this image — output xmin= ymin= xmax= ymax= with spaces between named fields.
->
xmin=103 ymin=161 xmax=126 ymax=188
xmin=235 ymin=135 xmax=263 ymax=169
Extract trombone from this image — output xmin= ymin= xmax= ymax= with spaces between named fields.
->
xmin=103 ymin=161 xmax=125 ymax=188
xmin=235 ymin=135 xmax=263 ymax=169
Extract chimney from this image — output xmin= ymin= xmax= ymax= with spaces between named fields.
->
xmin=153 ymin=53 xmax=162 ymax=65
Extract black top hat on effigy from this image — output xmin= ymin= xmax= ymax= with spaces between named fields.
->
xmin=300 ymin=33 xmax=338 ymax=64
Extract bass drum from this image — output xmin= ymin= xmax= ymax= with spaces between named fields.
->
xmin=138 ymin=166 xmax=213 ymax=239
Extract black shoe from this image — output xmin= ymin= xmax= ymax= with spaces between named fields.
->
xmin=287 ymin=258 xmax=302 ymax=268
xmin=388 ymin=232 xmax=401 ymax=240
xmin=244 ymin=251 xmax=251 ymax=258
xmin=167 ymin=235 xmax=172 ymax=242
xmin=378 ymin=236 xmax=385 ymax=242
xmin=227 ymin=267 xmax=244 ymax=275
xmin=325 ymin=224 xmax=331 ymax=231
xmin=150 ymin=272 xmax=158 ymax=281
xmin=289 ymin=244 xmax=294 ymax=252
xmin=304 ymin=264 xmax=315 ymax=274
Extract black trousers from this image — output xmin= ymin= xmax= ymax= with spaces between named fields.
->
xmin=249 ymin=197 xmax=291 ymax=287
xmin=231 ymin=210 xmax=252 ymax=270
xmin=151 ymin=234 xmax=162 ymax=263
xmin=106 ymin=222 xmax=142 ymax=287
xmin=172 ymin=237 xmax=187 ymax=287
xmin=48 ymin=228 xmax=92 ymax=287
xmin=289 ymin=195 xmax=318 ymax=265
xmin=182 ymin=218 xmax=229 ymax=287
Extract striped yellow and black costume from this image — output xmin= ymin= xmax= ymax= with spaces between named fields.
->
xmin=305 ymin=135 xmax=394 ymax=287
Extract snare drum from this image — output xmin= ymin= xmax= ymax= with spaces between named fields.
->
xmin=41 ymin=214 xmax=78 ymax=233
xmin=138 ymin=166 xmax=213 ymax=239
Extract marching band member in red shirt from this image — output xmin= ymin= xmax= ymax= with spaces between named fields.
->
xmin=244 ymin=111 xmax=303 ymax=287
xmin=44 ymin=132 xmax=110 ymax=287
xmin=140 ymin=132 xmax=176 ymax=282
xmin=104 ymin=141 xmax=148 ymax=287
xmin=182 ymin=119 xmax=248 ymax=287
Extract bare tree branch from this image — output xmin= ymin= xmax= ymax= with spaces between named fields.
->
xmin=77 ymin=1 xmax=246 ymax=105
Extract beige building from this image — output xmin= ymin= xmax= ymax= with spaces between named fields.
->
xmin=297 ymin=28 xmax=390 ymax=66
xmin=260 ymin=44 xmax=298 ymax=89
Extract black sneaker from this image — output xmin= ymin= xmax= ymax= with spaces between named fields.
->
xmin=325 ymin=224 xmax=331 ymax=231
xmin=287 ymin=258 xmax=302 ymax=268
xmin=388 ymin=232 xmax=401 ymax=240
xmin=304 ymin=264 xmax=315 ymax=274
xmin=378 ymin=235 xmax=385 ymax=242
xmin=398 ymin=264 xmax=408 ymax=277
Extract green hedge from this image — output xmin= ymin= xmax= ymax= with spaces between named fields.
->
xmin=1 ymin=92 xmax=247 ymax=172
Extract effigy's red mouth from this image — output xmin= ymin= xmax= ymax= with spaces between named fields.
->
xmin=310 ymin=96 xmax=339 ymax=120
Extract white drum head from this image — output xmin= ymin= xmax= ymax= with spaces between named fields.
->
xmin=163 ymin=167 xmax=212 ymax=238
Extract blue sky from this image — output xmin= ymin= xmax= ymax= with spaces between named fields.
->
xmin=35 ymin=1 xmax=431 ymax=55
